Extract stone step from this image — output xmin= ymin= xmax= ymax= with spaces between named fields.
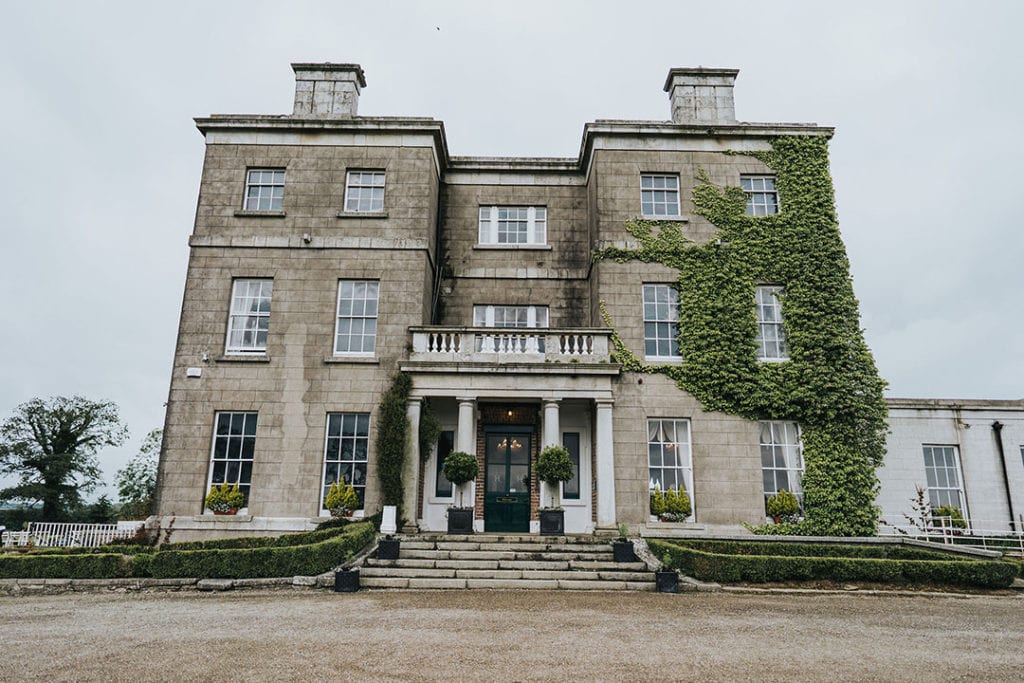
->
xmin=360 ymin=576 xmax=655 ymax=591
xmin=428 ymin=542 xmax=613 ymax=553
xmin=401 ymin=549 xmax=614 ymax=562
xmin=367 ymin=557 xmax=648 ymax=572
xmin=362 ymin=566 xmax=653 ymax=582
xmin=413 ymin=534 xmax=607 ymax=544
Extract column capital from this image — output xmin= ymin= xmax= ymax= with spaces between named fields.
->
xmin=455 ymin=396 xmax=476 ymax=406
xmin=542 ymin=397 xmax=561 ymax=406
xmin=406 ymin=396 xmax=424 ymax=407
xmin=595 ymin=398 xmax=615 ymax=408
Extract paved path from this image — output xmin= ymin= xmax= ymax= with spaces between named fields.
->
xmin=2 ymin=589 xmax=1022 ymax=681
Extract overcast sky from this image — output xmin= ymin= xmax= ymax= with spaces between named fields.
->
xmin=1 ymin=1 xmax=1021 ymax=499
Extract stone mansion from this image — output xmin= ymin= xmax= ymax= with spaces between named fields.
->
xmin=153 ymin=63 xmax=1024 ymax=541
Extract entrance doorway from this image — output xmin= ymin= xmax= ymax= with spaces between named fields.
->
xmin=484 ymin=427 xmax=531 ymax=532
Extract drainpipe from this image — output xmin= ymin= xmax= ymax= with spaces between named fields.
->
xmin=991 ymin=421 xmax=1016 ymax=532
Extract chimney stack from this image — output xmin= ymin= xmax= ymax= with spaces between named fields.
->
xmin=291 ymin=63 xmax=367 ymax=118
xmin=664 ymin=68 xmax=739 ymax=125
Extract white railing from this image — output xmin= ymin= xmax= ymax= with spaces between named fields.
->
xmin=1 ymin=521 xmax=145 ymax=549
xmin=410 ymin=327 xmax=611 ymax=363
xmin=878 ymin=514 xmax=1024 ymax=555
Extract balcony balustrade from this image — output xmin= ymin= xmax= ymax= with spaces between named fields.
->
xmin=409 ymin=327 xmax=612 ymax=364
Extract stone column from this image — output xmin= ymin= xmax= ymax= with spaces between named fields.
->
xmin=401 ymin=397 xmax=422 ymax=533
xmin=595 ymin=399 xmax=617 ymax=529
xmin=456 ymin=397 xmax=476 ymax=509
xmin=541 ymin=399 xmax=561 ymax=508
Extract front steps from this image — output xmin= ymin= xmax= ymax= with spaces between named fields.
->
xmin=360 ymin=534 xmax=655 ymax=591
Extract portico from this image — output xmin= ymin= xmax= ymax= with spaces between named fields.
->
xmin=400 ymin=332 xmax=620 ymax=534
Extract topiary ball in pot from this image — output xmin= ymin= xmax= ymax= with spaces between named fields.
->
xmin=442 ymin=451 xmax=478 ymax=508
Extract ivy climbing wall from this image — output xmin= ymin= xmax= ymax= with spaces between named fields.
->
xmin=594 ymin=136 xmax=888 ymax=536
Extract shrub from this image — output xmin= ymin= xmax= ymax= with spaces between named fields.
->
xmin=667 ymin=539 xmax=972 ymax=561
xmin=536 ymin=445 xmax=574 ymax=508
xmin=662 ymin=486 xmax=692 ymax=521
xmin=932 ymin=506 xmax=967 ymax=530
xmin=0 ymin=553 xmax=135 ymax=579
xmin=148 ymin=522 xmax=375 ymax=579
xmin=325 ymin=481 xmax=359 ymax=517
xmin=766 ymin=490 xmax=800 ymax=521
xmin=650 ymin=486 xmax=666 ymax=517
xmin=204 ymin=483 xmax=245 ymax=513
xmin=649 ymin=539 xmax=1017 ymax=589
xmin=442 ymin=451 xmax=478 ymax=507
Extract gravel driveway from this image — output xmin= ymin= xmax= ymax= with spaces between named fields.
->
xmin=2 ymin=589 xmax=1022 ymax=682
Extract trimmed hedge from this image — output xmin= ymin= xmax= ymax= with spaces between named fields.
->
xmin=672 ymin=539 xmax=972 ymax=562
xmin=650 ymin=540 xmax=1017 ymax=589
xmin=0 ymin=553 xmax=139 ymax=579
xmin=0 ymin=522 xmax=375 ymax=580
xmin=147 ymin=522 xmax=375 ymax=579
xmin=161 ymin=524 xmax=355 ymax=552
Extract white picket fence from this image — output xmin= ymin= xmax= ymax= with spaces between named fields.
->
xmin=0 ymin=521 xmax=144 ymax=549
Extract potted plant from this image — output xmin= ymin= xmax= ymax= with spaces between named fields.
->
xmin=442 ymin=450 xmax=478 ymax=534
xmin=377 ymin=535 xmax=400 ymax=560
xmin=613 ymin=523 xmax=637 ymax=563
xmin=659 ymin=486 xmax=692 ymax=523
xmin=656 ymin=552 xmax=679 ymax=593
xmin=765 ymin=489 xmax=799 ymax=523
xmin=334 ymin=564 xmax=360 ymax=592
xmin=931 ymin=505 xmax=967 ymax=534
xmin=536 ymin=445 xmax=574 ymax=536
xmin=650 ymin=484 xmax=666 ymax=521
xmin=205 ymin=482 xmax=245 ymax=515
xmin=325 ymin=481 xmax=360 ymax=518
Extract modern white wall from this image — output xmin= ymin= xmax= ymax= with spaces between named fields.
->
xmin=877 ymin=399 xmax=1024 ymax=533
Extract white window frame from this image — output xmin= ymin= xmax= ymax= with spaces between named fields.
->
xmin=647 ymin=418 xmax=694 ymax=521
xmin=473 ymin=305 xmax=549 ymax=329
xmin=755 ymin=285 xmax=788 ymax=361
xmin=759 ymin=421 xmax=804 ymax=509
xmin=333 ymin=280 xmax=379 ymax=356
xmin=206 ymin=411 xmax=257 ymax=513
xmin=320 ymin=413 xmax=371 ymax=516
xmin=478 ymin=206 xmax=547 ymax=246
xmin=643 ymin=284 xmax=681 ymax=361
xmin=344 ymin=171 xmax=386 ymax=212
xmin=741 ymin=175 xmax=779 ymax=216
xmin=923 ymin=445 xmax=966 ymax=511
xmin=244 ymin=168 xmax=285 ymax=211
xmin=640 ymin=174 xmax=681 ymax=218
xmin=225 ymin=279 xmax=273 ymax=355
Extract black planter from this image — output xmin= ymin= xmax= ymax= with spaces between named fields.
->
xmin=334 ymin=569 xmax=360 ymax=593
xmin=613 ymin=540 xmax=637 ymax=563
xmin=539 ymin=509 xmax=565 ymax=536
xmin=655 ymin=569 xmax=679 ymax=594
xmin=447 ymin=507 xmax=474 ymax=534
xmin=377 ymin=537 xmax=400 ymax=560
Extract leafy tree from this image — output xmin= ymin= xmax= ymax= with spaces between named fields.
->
xmin=84 ymin=494 xmax=117 ymax=523
xmin=0 ymin=396 xmax=128 ymax=520
xmin=115 ymin=428 xmax=161 ymax=519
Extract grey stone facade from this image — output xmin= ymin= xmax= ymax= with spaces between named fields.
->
xmin=155 ymin=63 xmax=841 ymax=540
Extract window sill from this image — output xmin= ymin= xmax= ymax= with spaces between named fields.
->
xmin=473 ymin=244 xmax=552 ymax=251
xmin=234 ymin=210 xmax=286 ymax=218
xmin=217 ymin=354 xmax=271 ymax=363
xmin=337 ymin=211 xmax=389 ymax=219
xmin=757 ymin=357 xmax=790 ymax=364
xmin=644 ymin=356 xmax=683 ymax=364
xmin=324 ymin=356 xmax=379 ymax=365
xmin=638 ymin=215 xmax=688 ymax=222
xmin=196 ymin=513 xmax=254 ymax=523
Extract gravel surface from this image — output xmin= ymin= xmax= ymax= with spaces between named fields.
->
xmin=2 ymin=589 xmax=1023 ymax=682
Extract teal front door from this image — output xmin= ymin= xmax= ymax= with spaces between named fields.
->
xmin=484 ymin=430 xmax=531 ymax=532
